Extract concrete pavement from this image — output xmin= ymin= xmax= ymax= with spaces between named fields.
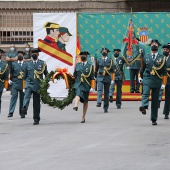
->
xmin=0 ymin=91 xmax=170 ymax=170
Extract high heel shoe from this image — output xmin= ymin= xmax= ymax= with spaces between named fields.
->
xmin=81 ymin=119 xmax=85 ymax=123
xmin=73 ymin=107 xmax=78 ymax=111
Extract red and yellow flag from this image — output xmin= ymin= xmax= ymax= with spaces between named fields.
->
xmin=38 ymin=39 xmax=73 ymax=66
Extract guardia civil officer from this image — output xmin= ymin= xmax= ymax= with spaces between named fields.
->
xmin=95 ymin=48 xmax=114 ymax=113
xmin=138 ymin=39 xmax=167 ymax=125
xmin=0 ymin=49 xmax=9 ymax=113
xmin=157 ymin=44 xmax=170 ymax=108
xmin=21 ymin=48 xmax=48 ymax=125
xmin=109 ymin=49 xmax=125 ymax=109
xmin=163 ymin=45 xmax=170 ymax=119
xmin=6 ymin=44 xmax=18 ymax=72
xmin=8 ymin=51 xmax=27 ymax=118
xmin=73 ymin=51 xmax=95 ymax=123
xmin=24 ymin=44 xmax=32 ymax=62
xmin=129 ymin=43 xmax=145 ymax=93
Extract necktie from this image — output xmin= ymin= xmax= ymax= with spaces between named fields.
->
xmin=153 ymin=54 xmax=155 ymax=60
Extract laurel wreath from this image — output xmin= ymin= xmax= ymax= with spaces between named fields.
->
xmin=39 ymin=71 xmax=75 ymax=110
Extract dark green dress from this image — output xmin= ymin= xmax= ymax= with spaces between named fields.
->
xmin=73 ymin=62 xmax=94 ymax=103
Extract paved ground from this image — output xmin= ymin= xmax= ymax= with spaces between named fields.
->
xmin=0 ymin=91 xmax=170 ymax=170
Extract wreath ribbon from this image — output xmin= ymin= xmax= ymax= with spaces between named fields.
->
xmin=52 ymin=67 xmax=74 ymax=89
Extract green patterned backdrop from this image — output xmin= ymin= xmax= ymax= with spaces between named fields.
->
xmin=78 ymin=12 xmax=170 ymax=79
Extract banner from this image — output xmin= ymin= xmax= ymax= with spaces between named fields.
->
xmin=33 ymin=13 xmax=76 ymax=97
xmin=78 ymin=12 xmax=170 ymax=79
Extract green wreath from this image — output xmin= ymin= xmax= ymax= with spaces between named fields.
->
xmin=39 ymin=71 xmax=75 ymax=110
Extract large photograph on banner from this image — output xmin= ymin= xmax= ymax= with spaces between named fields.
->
xmin=33 ymin=13 xmax=76 ymax=97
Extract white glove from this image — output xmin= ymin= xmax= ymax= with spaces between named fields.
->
xmin=111 ymin=80 xmax=114 ymax=84
xmin=23 ymin=89 xmax=25 ymax=93
xmin=8 ymin=80 xmax=12 ymax=85
xmin=161 ymin=84 xmax=165 ymax=90
xmin=138 ymin=77 xmax=143 ymax=83
xmin=90 ymin=88 xmax=95 ymax=92
xmin=126 ymin=66 xmax=130 ymax=69
xmin=3 ymin=88 xmax=6 ymax=93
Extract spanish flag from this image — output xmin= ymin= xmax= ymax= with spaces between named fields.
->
xmin=76 ymin=35 xmax=81 ymax=55
xmin=75 ymin=35 xmax=81 ymax=64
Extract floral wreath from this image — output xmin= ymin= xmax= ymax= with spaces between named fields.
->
xmin=39 ymin=68 xmax=75 ymax=110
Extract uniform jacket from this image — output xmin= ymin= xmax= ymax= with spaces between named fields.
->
xmin=11 ymin=61 xmax=27 ymax=90
xmin=74 ymin=62 xmax=94 ymax=92
xmin=24 ymin=52 xmax=31 ymax=60
xmin=96 ymin=57 xmax=114 ymax=82
xmin=130 ymin=45 xmax=145 ymax=69
xmin=113 ymin=57 xmax=125 ymax=81
xmin=143 ymin=53 xmax=167 ymax=88
xmin=24 ymin=59 xmax=48 ymax=92
xmin=166 ymin=56 xmax=170 ymax=85
xmin=0 ymin=61 xmax=9 ymax=92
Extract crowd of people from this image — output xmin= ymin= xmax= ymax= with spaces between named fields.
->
xmin=0 ymin=39 xmax=170 ymax=125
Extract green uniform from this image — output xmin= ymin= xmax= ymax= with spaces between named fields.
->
xmin=22 ymin=59 xmax=48 ymax=123
xmin=130 ymin=46 xmax=145 ymax=93
xmin=141 ymin=53 xmax=167 ymax=122
xmin=109 ymin=56 xmax=125 ymax=107
xmin=9 ymin=61 xmax=27 ymax=115
xmin=24 ymin=52 xmax=31 ymax=60
xmin=163 ymin=56 xmax=170 ymax=116
xmin=96 ymin=57 xmax=114 ymax=111
xmin=74 ymin=61 xmax=94 ymax=103
xmin=57 ymin=41 xmax=66 ymax=51
xmin=0 ymin=61 xmax=9 ymax=112
xmin=6 ymin=51 xmax=18 ymax=72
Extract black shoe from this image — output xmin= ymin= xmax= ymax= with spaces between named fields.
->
xmin=21 ymin=107 xmax=27 ymax=115
xmin=33 ymin=122 xmax=39 ymax=125
xmin=139 ymin=106 xmax=146 ymax=115
xmin=164 ymin=115 xmax=169 ymax=119
xmin=73 ymin=107 xmax=78 ymax=111
xmin=135 ymin=90 xmax=140 ymax=93
xmin=8 ymin=113 xmax=13 ymax=117
xmin=109 ymin=97 xmax=113 ymax=103
xmin=104 ymin=110 xmax=108 ymax=113
xmin=21 ymin=115 xmax=25 ymax=119
xmin=96 ymin=103 xmax=101 ymax=107
xmin=130 ymin=91 xmax=134 ymax=93
xmin=152 ymin=121 xmax=157 ymax=125
xmin=117 ymin=106 xmax=121 ymax=109
xmin=81 ymin=119 xmax=85 ymax=123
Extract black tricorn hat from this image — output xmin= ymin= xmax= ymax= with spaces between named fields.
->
xmin=113 ymin=49 xmax=121 ymax=52
xmin=149 ymin=39 xmax=162 ymax=46
xmin=32 ymin=48 xmax=41 ymax=53
xmin=0 ymin=49 xmax=5 ymax=53
xmin=79 ymin=51 xmax=90 ymax=56
xmin=18 ymin=51 xmax=25 ymax=55
xmin=162 ymin=44 xmax=169 ymax=48
xmin=100 ymin=48 xmax=110 ymax=53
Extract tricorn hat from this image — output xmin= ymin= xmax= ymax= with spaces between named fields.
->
xmin=0 ymin=49 xmax=5 ymax=53
xmin=149 ymin=39 xmax=162 ymax=46
xmin=31 ymin=48 xmax=41 ymax=53
xmin=100 ymin=48 xmax=110 ymax=53
xmin=79 ymin=51 xmax=90 ymax=56
xmin=18 ymin=51 xmax=25 ymax=55
xmin=113 ymin=49 xmax=121 ymax=52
